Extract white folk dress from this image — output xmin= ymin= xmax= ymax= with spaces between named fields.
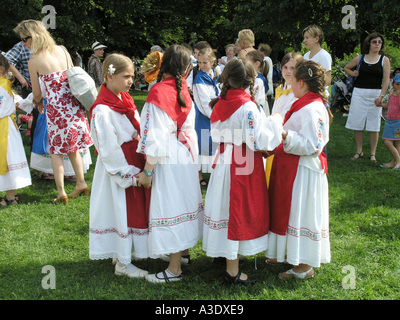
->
xmin=265 ymin=101 xmax=331 ymax=268
xmin=137 ymin=102 xmax=203 ymax=257
xmin=89 ymin=105 xmax=149 ymax=264
xmin=202 ymin=101 xmax=282 ymax=260
xmin=0 ymin=84 xmax=31 ymax=192
xmin=271 ymin=84 xmax=297 ymax=119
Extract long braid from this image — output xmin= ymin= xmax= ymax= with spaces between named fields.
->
xmin=175 ymin=72 xmax=186 ymax=108
xmin=248 ymin=82 xmax=259 ymax=108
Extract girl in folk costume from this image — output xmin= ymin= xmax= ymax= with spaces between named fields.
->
xmin=266 ymin=60 xmax=331 ymax=280
xmin=265 ymin=52 xmax=303 ymax=187
xmin=89 ymin=54 xmax=150 ymax=278
xmin=0 ymin=54 xmax=31 ymax=206
xmin=192 ymin=46 xmax=220 ymax=188
xmin=246 ymin=50 xmax=270 ymax=116
xmin=272 ymin=52 xmax=303 ymax=118
xmin=202 ymin=58 xmax=283 ymax=285
xmin=136 ymin=45 xmax=203 ymax=283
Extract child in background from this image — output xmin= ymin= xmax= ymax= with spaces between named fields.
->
xmin=266 ymin=52 xmax=303 ymax=187
xmin=246 ymin=50 xmax=270 ymax=116
xmin=266 ymin=60 xmax=331 ymax=280
xmin=193 ymin=46 xmax=220 ymax=188
xmin=89 ymin=53 xmax=150 ymax=278
xmin=202 ymin=58 xmax=283 ymax=285
xmin=379 ymin=73 xmax=400 ymax=170
xmin=272 ymin=52 xmax=303 ymax=118
xmin=0 ymin=54 xmax=31 ymax=206
xmin=258 ymin=43 xmax=274 ymax=109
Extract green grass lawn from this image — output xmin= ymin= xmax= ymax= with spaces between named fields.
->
xmin=1 ymin=91 xmax=399 ymax=300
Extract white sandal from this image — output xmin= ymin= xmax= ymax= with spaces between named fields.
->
xmin=114 ymin=262 xmax=148 ymax=278
xmin=279 ymin=267 xmax=314 ymax=280
xmin=146 ymin=269 xmax=182 ymax=283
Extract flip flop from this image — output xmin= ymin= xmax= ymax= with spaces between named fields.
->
xmin=392 ymin=166 xmax=400 ymax=171
xmin=380 ymin=163 xmax=394 ymax=169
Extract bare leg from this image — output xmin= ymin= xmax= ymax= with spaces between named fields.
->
xmin=369 ymin=131 xmax=380 ymax=160
xmin=167 ymin=251 xmax=182 ymax=276
xmin=67 ymin=151 xmax=87 ymax=190
xmin=226 ymin=257 xmax=248 ymax=280
xmin=51 ymin=154 xmax=67 ymax=199
xmin=354 ymin=130 xmax=364 ymax=154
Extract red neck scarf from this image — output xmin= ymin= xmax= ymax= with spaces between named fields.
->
xmin=269 ymin=91 xmax=326 ymax=236
xmin=146 ymin=77 xmax=192 ymax=129
xmin=210 ymin=89 xmax=252 ymax=123
xmin=90 ymin=84 xmax=140 ymax=134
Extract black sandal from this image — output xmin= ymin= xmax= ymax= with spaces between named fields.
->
xmin=0 ymin=197 xmax=18 ymax=207
xmin=350 ymin=152 xmax=364 ymax=160
xmin=369 ymin=154 xmax=378 ymax=163
xmin=199 ymin=179 xmax=208 ymax=189
xmin=224 ymin=271 xmax=258 ymax=285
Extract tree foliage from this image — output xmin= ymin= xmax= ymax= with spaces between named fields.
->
xmin=1 ymin=0 xmax=399 ymax=62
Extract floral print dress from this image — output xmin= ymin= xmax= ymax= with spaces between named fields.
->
xmin=40 ymin=71 xmax=93 ymax=155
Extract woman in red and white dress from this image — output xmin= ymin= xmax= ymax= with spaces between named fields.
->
xmin=20 ymin=20 xmax=93 ymax=204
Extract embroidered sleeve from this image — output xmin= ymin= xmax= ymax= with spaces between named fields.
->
xmin=137 ymin=103 xmax=173 ymax=158
xmin=284 ymin=111 xmax=327 ymax=157
xmin=91 ymin=108 xmax=140 ymax=188
xmin=243 ymin=105 xmax=283 ymax=152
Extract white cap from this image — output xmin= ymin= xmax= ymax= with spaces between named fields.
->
xmin=91 ymin=41 xmax=107 ymax=51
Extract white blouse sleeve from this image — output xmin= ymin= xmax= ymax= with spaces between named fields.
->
xmin=91 ymin=107 xmax=140 ymax=189
xmin=193 ymin=83 xmax=216 ymax=118
xmin=284 ymin=107 xmax=328 ymax=157
xmin=137 ymin=102 xmax=176 ymax=159
xmin=242 ymin=102 xmax=283 ymax=151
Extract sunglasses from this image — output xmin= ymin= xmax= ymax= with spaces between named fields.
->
xmin=371 ymin=40 xmax=383 ymax=44
xmin=21 ymin=36 xmax=31 ymax=43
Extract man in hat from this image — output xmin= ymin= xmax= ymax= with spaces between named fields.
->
xmin=88 ymin=41 xmax=107 ymax=88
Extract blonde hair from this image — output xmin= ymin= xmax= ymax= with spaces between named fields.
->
xmin=198 ymin=47 xmax=217 ymax=70
xmin=302 ymin=25 xmax=324 ymax=46
xmin=198 ymin=47 xmax=216 ymax=63
xmin=102 ymin=53 xmax=135 ymax=84
xmin=14 ymin=20 xmax=56 ymax=56
xmin=238 ymin=29 xmax=255 ymax=47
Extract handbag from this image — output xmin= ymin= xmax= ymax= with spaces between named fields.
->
xmin=61 ymin=46 xmax=98 ymax=111
xmin=346 ymin=54 xmax=364 ymax=93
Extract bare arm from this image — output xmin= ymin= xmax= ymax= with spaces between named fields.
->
xmin=375 ymin=56 xmax=391 ymax=106
xmin=28 ymin=58 xmax=44 ymax=113
xmin=343 ymin=55 xmax=360 ymax=77
xmin=9 ymin=64 xmax=30 ymax=88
